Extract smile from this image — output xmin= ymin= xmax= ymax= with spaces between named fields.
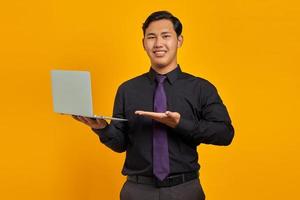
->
xmin=153 ymin=50 xmax=167 ymax=57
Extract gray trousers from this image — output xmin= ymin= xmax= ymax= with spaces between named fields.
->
xmin=120 ymin=178 xmax=205 ymax=200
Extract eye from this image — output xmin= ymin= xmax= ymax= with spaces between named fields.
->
xmin=162 ymin=35 xmax=171 ymax=39
xmin=147 ymin=36 xmax=155 ymax=39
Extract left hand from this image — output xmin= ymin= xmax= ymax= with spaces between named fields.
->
xmin=135 ymin=110 xmax=180 ymax=128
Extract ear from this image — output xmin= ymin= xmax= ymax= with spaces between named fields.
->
xmin=177 ymin=35 xmax=183 ymax=48
xmin=142 ymin=38 xmax=146 ymax=50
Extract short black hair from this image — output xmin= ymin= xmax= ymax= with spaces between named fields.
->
xmin=142 ymin=11 xmax=183 ymax=37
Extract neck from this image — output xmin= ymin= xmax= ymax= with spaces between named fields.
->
xmin=151 ymin=62 xmax=178 ymax=75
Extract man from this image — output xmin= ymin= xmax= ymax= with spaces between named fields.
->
xmin=73 ymin=10 xmax=234 ymax=200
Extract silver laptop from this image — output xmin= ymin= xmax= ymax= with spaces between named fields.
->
xmin=50 ymin=70 xmax=127 ymax=121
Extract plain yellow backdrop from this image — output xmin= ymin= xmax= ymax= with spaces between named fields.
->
xmin=1 ymin=0 xmax=299 ymax=199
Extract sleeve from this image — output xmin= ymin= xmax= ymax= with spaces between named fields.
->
xmin=173 ymin=81 xmax=234 ymax=146
xmin=91 ymin=84 xmax=128 ymax=153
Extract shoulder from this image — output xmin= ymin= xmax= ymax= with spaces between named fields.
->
xmin=180 ymin=71 xmax=217 ymax=90
xmin=116 ymin=72 xmax=149 ymax=92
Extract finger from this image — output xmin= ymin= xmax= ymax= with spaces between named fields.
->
xmin=72 ymin=115 xmax=80 ymax=121
xmin=96 ymin=118 xmax=103 ymax=123
xmin=135 ymin=110 xmax=146 ymax=115
xmin=135 ymin=110 xmax=161 ymax=116
xmin=96 ymin=118 xmax=106 ymax=123
xmin=73 ymin=115 xmax=88 ymax=123
xmin=84 ymin=117 xmax=98 ymax=125
xmin=165 ymin=111 xmax=177 ymax=118
xmin=96 ymin=118 xmax=107 ymax=127
xmin=78 ymin=116 xmax=89 ymax=124
xmin=135 ymin=111 xmax=167 ymax=119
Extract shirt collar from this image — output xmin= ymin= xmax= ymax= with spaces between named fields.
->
xmin=148 ymin=64 xmax=182 ymax=85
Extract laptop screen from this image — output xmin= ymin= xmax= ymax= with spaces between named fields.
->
xmin=50 ymin=70 xmax=94 ymax=117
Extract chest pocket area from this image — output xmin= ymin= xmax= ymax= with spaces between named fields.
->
xmin=168 ymin=94 xmax=201 ymax=121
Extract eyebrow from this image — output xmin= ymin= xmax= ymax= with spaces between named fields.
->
xmin=146 ymin=33 xmax=156 ymax=37
xmin=146 ymin=31 xmax=172 ymax=37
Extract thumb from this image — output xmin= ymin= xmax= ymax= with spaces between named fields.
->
xmin=165 ymin=111 xmax=175 ymax=117
xmin=96 ymin=118 xmax=105 ymax=123
xmin=166 ymin=111 xmax=180 ymax=119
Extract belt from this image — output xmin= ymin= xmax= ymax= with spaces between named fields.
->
xmin=127 ymin=171 xmax=199 ymax=188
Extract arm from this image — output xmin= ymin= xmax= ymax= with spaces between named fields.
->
xmin=174 ymin=81 xmax=234 ymax=146
xmin=135 ymin=81 xmax=234 ymax=146
xmin=92 ymin=85 xmax=128 ymax=153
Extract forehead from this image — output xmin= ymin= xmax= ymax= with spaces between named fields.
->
xmin=145 ymin=19 xmax=175 ymax=35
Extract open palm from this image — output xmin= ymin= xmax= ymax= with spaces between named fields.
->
xmin=135 ymin=110 xmax=180 ymax=128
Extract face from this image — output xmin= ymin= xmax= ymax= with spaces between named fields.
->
xmin=143 ymin=19 xmax=183 ymax=69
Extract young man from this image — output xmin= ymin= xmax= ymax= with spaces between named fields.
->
xmin=73 ymin=11 xmax=234 ymax=200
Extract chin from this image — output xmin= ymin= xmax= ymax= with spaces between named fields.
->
xmin=155 ymin=63 xmax=167 ymax=68
xmin=152 ymin=60 xmax=169 ymax=68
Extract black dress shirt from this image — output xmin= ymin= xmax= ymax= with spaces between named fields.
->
xmin=92 ymin=65 xmax=234 ymax=176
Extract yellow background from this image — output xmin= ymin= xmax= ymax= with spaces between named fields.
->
xmin=1 ymin=0 xmax=299 ymax=199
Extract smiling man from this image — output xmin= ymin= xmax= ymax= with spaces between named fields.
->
xmin=73 ymin=11 xmax=234 ymax=200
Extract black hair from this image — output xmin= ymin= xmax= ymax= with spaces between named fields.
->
xmin=142 ymin=11 xmax=183 ymax=37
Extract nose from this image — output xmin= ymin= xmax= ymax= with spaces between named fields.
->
xmin=154 ymin=36 xmax=164 ymax=48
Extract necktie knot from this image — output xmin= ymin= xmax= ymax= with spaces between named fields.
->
xmin=155 ymin=74 xmax=167 ymax=84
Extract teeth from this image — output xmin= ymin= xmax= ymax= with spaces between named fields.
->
xmin=154 ymin=51 xmax=166 ymax=56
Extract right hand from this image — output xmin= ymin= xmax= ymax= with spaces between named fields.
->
xmin=72 ymin=115 xmax=108 ymax=129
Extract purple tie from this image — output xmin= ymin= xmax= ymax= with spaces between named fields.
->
xmin=153 ymin=74 xmax=170 ymax=181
